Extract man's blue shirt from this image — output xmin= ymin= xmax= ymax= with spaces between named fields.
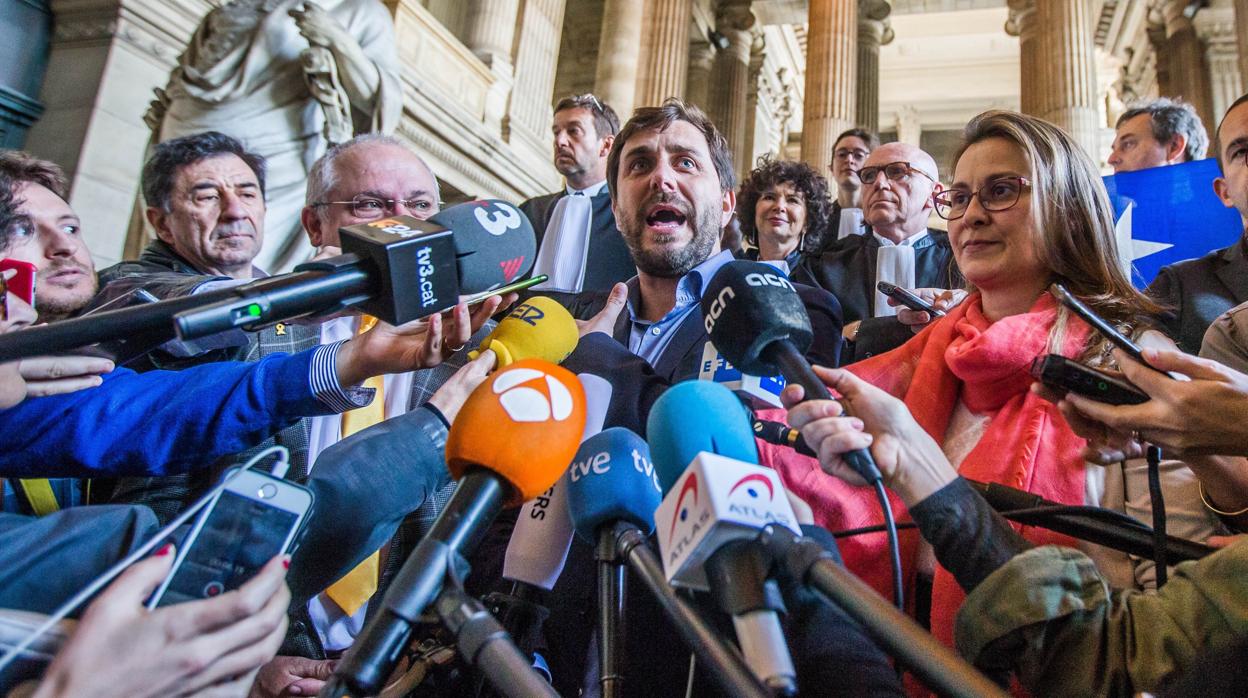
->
xmin=625 ymin=249 xmax=737 ymax=364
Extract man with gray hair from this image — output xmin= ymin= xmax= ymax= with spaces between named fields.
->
xmin=1108 ymin=97 xmax=1209 ymax=173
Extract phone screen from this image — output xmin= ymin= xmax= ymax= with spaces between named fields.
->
xmin=155 ymin=490 xmax=298 ymax=606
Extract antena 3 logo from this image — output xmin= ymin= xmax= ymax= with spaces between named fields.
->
xmin=367 ymin=218 xmax=420 ymax=238
xmin=746 ymin=272 xmax=796 ymax=291
xmin=492 ymin=367 xmax=575 ymax=423
xmin=703 ymin=286 xmax=735 ymax=334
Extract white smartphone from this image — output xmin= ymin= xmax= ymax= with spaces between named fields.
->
xmin=148 ymin=469 xmax=314 ymax=608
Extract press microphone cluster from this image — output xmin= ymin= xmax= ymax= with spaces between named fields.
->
xmin=0 ymin=200 xmax=536 ymax=362
xmin=326 ymin=358 xmax=585 ymax=698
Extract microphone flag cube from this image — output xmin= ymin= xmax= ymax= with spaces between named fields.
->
xmin=653 ymin=453 xmax=800 ymax=590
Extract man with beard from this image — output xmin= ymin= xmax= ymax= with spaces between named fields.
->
xmin=519 ymin=94 xmax=635 ymax=303
xmin=468 ymin=101 xmax=861 ymax=698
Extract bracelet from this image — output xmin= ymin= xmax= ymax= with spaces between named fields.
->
xmin=1198 ymin=482 xmax=1248 ymax=517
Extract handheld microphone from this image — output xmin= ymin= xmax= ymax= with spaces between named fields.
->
xmin=701 ymin=260 xmax=881 ymax=484
xmin=966 ymin=479 xmax=1215 ymax=562
xmin=649 ymin=380 xmax=799 ymax=695
xmin=503 ymin=374 xmax=613 ymax=589
xmin=331 ymin=359 xmax=585 ymax=695
xmin=567 ymin=428 xmax=662 ymax=543
xmin=646 ymin=379 xmax=758 ymax=493
xmin=470 ymin=296 xmax=579 ymax=368
xmin=698 ymin=341 xmax=787 ymax=409
xmin=0 ymin=201 xmax=536 ymax=363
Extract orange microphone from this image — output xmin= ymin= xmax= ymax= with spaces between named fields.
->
xmin=333 ymin=359 xmax=585 ymax=695
xmin=447 ymin=357 xmax=587 ymax=503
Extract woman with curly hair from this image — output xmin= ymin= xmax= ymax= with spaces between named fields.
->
xmin=735 ymin=156 xmax=833 ymax=271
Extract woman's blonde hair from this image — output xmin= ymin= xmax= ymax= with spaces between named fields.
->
xmin=951 ymin=110 xmax=1163 ymax=342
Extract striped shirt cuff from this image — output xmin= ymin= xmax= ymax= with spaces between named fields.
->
xmin=311 ymin=341 xmax=375 ymax=413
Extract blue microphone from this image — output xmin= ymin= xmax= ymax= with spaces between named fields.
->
xmin=566 ymin=427 xmax=662 ymax=543
xmin=647 ymin=380 xmax=758 ymax=492
xmin=647 ymin=380 xmax=798 ymax=695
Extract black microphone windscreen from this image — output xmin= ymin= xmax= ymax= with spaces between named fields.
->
xmin=701 ymin=261 xmax=812 ymax=376
xmin=431 ymin=200 xmax=536 ymax=293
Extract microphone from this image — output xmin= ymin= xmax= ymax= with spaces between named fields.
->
xmin=0 ymin=201 xmax=536 ymax=363
xmin=966 ymin=479 xmax=1215 ymax=562
xmin=565 ymin=427 xmax=769 ymax=698
xmin=470 ymin=296 xmax=579 ymax=368
xmin=701 ymin=260 xmax=881 ymax=484
xmin=698 ymin=341 xmax=787 ymax=409
xmin=649 ymin=380 xmax=799 ymax=695
xmin=646 ymin=379 xmax=758 ymax=492
xmin=503 ymin=373 xmax=613 ymax=589
xmin=330 ymin=358 xmax=585 ymax=695
xmin=752 ymin=419 xmax=815 ymax=457
xmin=567 ymin=428 xmax=662 ymax=543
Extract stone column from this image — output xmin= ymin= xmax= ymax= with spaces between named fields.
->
xmin=1197 ymin=13 xmax=1244 ymax=124
xmin=856 ymin=0 xmax=893 ymax=133
xmin=509 ymin=0 xmax=567 ymax=148
xmin=685 ymin=40 xmax=716 ymax=111
xmin=463 ymin=0 xmax=520 ymax=67
xmin=742 ymin=30 xmax=766 ymax=177
xmin=1154 ymin=0 xmax=1216 ymax=132
xmin=1237 ymin=0 xmax=1248 ymax=82
xmin=708 ymin=0 xmax=755 ymax=174
xmin=636 ymin=0 xmax=693 ymax=106
xmin=894 ymin=105 xmax=922 ymax=146
xmin=801 ymin=0 xmax=857 ymax=171
xmin=1006 ymin=0 xmax=1099 ymax=157
xmin=463 ymin=0 xmax=522 ymax=133
xmin=594 ymin=0 xmax=644 ymax=117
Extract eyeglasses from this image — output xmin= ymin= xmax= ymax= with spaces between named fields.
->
xmin=832 ymin=147 xmax=869 ymax=162
xmin=312 ymin=195 xmax=437 ymax=220
xmin=571 ymin=93 xmax=605 ymax=114
xmin=856 ymin=161 xmax=937 ymax=185
xmin=932 ymin=176 xmax=1031 ymax=221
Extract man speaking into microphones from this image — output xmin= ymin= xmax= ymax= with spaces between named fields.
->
xmin=463 ymin=100 xmax=843 ymax=695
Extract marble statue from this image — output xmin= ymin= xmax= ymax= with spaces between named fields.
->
xmin=146 ymin=0 xmax=403 ymax=271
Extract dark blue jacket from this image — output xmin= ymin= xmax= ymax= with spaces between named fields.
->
xmin=0 ymin=348 xmax=329 ymax=481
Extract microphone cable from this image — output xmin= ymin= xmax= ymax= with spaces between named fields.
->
xmin=752 ymin=418 xmax=905 ymax=612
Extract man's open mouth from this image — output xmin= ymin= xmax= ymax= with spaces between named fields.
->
xmin=646 ymin=204 xmax=687 ymax=230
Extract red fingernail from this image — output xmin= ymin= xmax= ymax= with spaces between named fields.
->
xmin=156 ymin=543 xmax=173 ymax=557
xmin=282 ymin=557 xmax=291 ymax=569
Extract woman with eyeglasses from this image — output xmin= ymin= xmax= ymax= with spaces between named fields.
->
xmin=734 ymin=156 xmax=832 ymax=272
xmin=758 ymin=110 xmax=1220 ymax=650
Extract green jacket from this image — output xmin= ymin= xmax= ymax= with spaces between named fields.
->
xmin=956 ymin=543 xmax=1248 ymax=696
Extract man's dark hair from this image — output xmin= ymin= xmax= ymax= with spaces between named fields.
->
xmin=1215 ymin=92 xmax=1248 ymax=173
xmin=833 ymin=128 xmax=880 ymax=154
xmin=606 ymin=99 xmax=735 ymax=200
xmin=1116 ymin=97 xmax=1209 ymax=163
xmin=0 ymin=150 xmax=68 ymax=199
xmin=0 ymin=172 xmax=22 ymax=252
xmin=736 ymin=155 xmax=833 ymax=253
xmin=554 ymin=93 xmax=621 ymax=140
xmin=141 ymin=131 xmax=267 ymax=210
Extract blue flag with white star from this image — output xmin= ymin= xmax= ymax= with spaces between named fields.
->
xmin=1103 ymin=158 xmax=1243 ymax=287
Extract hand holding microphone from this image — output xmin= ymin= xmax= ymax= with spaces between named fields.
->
xmin=470 ymin=296 xmax=580 ymax=368
xmin=783 ymin=366 xmax=956 ymax=505
xmin=701 ymin=261 xmax=881 ymax=484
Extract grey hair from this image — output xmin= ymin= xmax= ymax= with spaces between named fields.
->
xmin=1116 ymin=97 xmax=1210 ymax=162
xmin=305 ymin=133 xmax=441 ymax=209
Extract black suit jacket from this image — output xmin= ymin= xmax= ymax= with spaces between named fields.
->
xmin=1147 ymin=234 xmax=1248 ymax=354
xmin=792 ymin=229 xmax=961 ymax=361
xmin=519 ymin=188 xmax=636 ymax=293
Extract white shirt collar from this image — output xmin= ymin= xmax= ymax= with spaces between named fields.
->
xmin=873 ymin=229 xmax=929 ymax=248
xmin=566 ymin=180 xmax=608 ymax=198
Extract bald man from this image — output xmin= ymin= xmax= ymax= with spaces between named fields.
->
xmin=793 ymin=142 xmax=961 ymax=360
